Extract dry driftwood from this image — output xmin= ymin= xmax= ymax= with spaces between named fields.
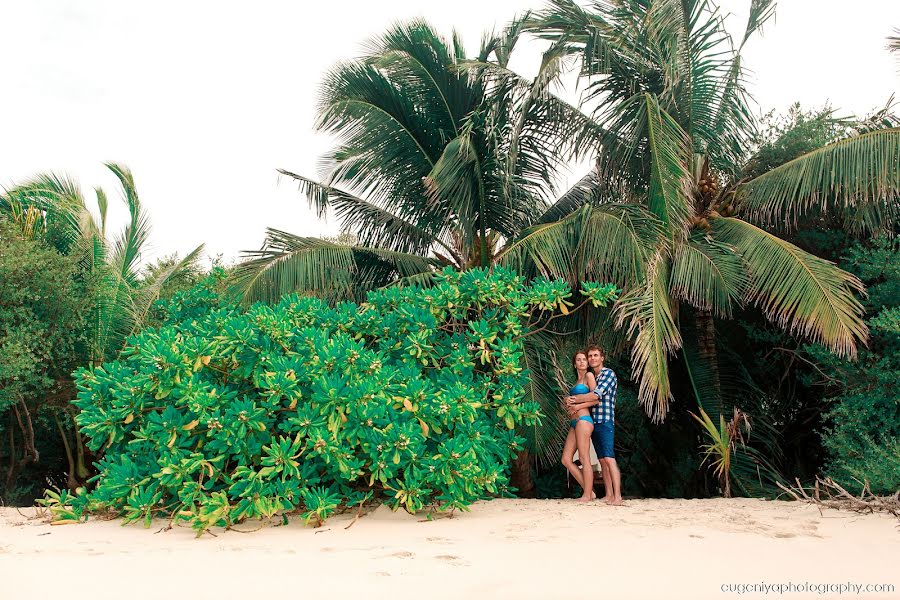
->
xmin=777 ymin=476 xmax=900 ymax=521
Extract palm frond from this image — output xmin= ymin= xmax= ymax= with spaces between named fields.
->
xmin=534 ymin=169 xmax=603 ymax=225
xmin=369 ymin=22 xmax=463 ymax=136
xmin=94 ymin=187 xmax=108 ymax=238
xmin=106 ymin=163 xmax=151 ymax=286
xmin=315 ymin=54 xmax=445 ymax=231
xmin=479 ymin=11 xmax=531 ymax=66
xmin=1 ymin=172 xmax=91 ymax=254
xmin=534 ymin=165 xmax=633 ymax=225
xmin=127 ymin=245 xmax=205 ymax=338
xmin=497 ymin=205 xmax=589 ymax=280
xmin=277 ymin=170 xmax=446 ymax=257
xmin=459 ymin=58 xmax=614 ymax=161
xmin=741 ymin=0 xmax=776 ymax=49
xmin=520 ymin=329 xmax=570 ymax=468
xmin=888 ymin=29 xmax=900 ymax=70
xmin=713 ymin=217 xmax=867 ymax=357
xmin=644 ymin=93 xmax=694 ymax=233
xmin=737 ymin=128 xmax=900 ymax=234
xmin=498 ymin=203 xmax=662 ymax=287
xmin=669 ymin=233 xmax=748 ymax=317
xmin=615 ymin=251 xmax=682 ymax=421
xmin=425 ymin=128 xmax=484 ymax=258
xmin=233 ymin=229 xmax=438 ymax=304
xmin=505 ymin=41 xmax=577 ymax=169
xmin=577 ymin=204 xmax=665 ymax=286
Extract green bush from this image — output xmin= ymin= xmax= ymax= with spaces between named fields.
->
xmin=50 ymin=267 xmax=616 ymax=531
xmin=0 ymin=222 xmax=91 ymax=501
xmin=819 ymin=238 xmax=900 ymax=495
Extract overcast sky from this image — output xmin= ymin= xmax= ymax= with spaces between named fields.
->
xmin=2 ymin=1 xmax=898 ymax=266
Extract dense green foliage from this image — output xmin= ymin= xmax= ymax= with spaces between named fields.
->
xmin=47 ymin=268 xmax=616 ymax=530
xmin=228 ymin=8 xmax=900 ymax=504
xmin=4 ymin=3 xmax=899 ymax=508
xmin=716 ymin=104 xmax=900 ymax=496
xmin=521 ymin=0 xmax=900 ymax=425
xmin=0 ymin=166 xmax=202 ymax=503
xmin=243 ymin=4 xmax=900 ymax=439
xmin=0 ymin=223 xmax=91 ymax=498
xmin=817 ymin=239 xmax=900 ymax=494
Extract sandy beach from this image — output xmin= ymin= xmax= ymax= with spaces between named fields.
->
xmin=1 ymin=498 xmax=897 ymax=600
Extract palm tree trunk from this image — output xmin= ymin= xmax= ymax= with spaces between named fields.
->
xmin=510 ymin=450 xmax=536 ymax=498
xmin=695 ymin=309 xmax=723 ymax=419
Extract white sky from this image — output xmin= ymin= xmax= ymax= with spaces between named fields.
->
xmin=2 ymin=1 xmax=899 ymax=267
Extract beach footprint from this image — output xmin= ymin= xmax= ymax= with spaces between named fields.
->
xmin=434 ymin=554 xmax=471 ymax=567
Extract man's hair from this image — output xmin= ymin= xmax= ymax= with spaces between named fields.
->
xmin=586 ymin=344 xmax=605 ymax=357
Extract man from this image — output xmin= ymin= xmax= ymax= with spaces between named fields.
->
xmin=567 ymin=345 xmax=624 ymax=505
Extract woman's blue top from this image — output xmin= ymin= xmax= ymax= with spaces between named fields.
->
xmin=570 ymin=383 xmax=590 ymax=395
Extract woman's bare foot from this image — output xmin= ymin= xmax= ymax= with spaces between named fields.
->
xmin=576 ymin=495 xmax=593 ymax=503
xmin=601 ymin=496 xmax=613 ymax=504
xmin=608 ymin=498 xmax=626 ymax=506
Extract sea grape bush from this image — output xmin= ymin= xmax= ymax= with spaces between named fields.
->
xmin=49 ymin=267 xmax=617 ymax=532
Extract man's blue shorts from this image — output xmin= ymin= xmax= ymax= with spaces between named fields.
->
xmin=591 ymin=421 xmax=615 ymax=459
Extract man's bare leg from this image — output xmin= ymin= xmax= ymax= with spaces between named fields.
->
xmin=607 ymin=458 xmax=625 ymax=506
xmin=600 ymin=457 xmax=613 ymax=502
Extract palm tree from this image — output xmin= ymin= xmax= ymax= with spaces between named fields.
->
xmin=233 ymin=18 xmax=612 ymax=299
xmin=232 ymin=19 xmax=652 ymax=483
xmin=2 ymin=164 xmax=203 ymax=363
xmin=521 ymin=0 xmax=900 ymax=422
xmin=1 ymin=164 xmax=203 ymax=487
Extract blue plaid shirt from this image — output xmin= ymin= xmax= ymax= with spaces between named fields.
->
xmin=591 ymin=367 xmax=617 ymax=424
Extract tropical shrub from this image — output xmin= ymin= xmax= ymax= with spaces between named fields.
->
xmin=50 ymin=268 xmax=616 ymax=531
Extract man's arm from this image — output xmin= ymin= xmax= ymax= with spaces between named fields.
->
xmin=595 ymin=368 xmax=618 ymax=401
xmin=566 ymin=392 xmax=599 ymax=413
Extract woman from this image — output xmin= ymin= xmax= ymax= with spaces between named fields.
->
xmin=561 ymin=350 xmax=596 ymax=502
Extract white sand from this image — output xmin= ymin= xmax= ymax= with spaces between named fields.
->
xmin=1 ymin=498 xmax=897 ymax=600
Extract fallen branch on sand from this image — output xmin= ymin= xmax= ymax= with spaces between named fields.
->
xmin=777 ymin=477 xmax=900 ymax=521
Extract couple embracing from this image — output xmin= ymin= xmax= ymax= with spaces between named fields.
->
xmin=561 ymin=345 xmax=624 ymax=505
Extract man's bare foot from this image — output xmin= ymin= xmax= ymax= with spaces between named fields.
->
xmin=609 ymin=498 xmax=626 ymax=506
xmin=601 ymin=496 xmax=613 ymax=504
xmin=576 ymin=496 xmax=592 ymax=503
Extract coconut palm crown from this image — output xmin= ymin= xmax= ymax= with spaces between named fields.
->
xmin=231 ymin=17 xmax=650 ymax=301
xmin=518 ymin=0 xmax=900 ymax=419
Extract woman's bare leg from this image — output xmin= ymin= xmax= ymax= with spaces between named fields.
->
xmin=575 ymin=421 xmax=594 ymax=502
xmin=561 ymin=428 xmax=585 ymax=490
